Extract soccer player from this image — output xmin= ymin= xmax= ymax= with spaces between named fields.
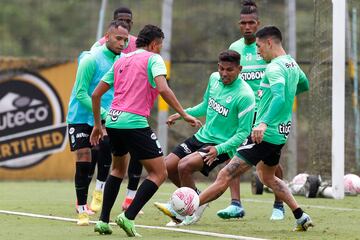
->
xmin=217 ymin=0 xmax=286 ymax=221
xmin=67 ymin=20 xmax=129 ymax=225
xmin=88 ymin=6 xmax=143 ymax=214
xmin=154 ymin=50 xmax=255 ymax=226
xmin=90 ymin=24 xmax=201 ymax=237
xmin=194 ymin=26 xmax=313 ymax=232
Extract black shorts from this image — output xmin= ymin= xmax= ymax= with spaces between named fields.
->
xmin=236 ymin=136 xmax=284 ymax=166
xmin=106 ymin=127 xmax=163 ymax=160
xmin=172 ymin=136 xmax=230 ymax=176
xmin=68 ymin=124 xmax=92 ymax=151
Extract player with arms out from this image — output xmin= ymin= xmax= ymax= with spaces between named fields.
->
xmin=91 ymin=24 xmax=201 ymax=237
xmin=217 ymin=0 xmax=286 ymax=221
xmin=154 ymin=50 xmax=255 ymax=226
xmin=193 ymin=26 xmax=313 ymax=232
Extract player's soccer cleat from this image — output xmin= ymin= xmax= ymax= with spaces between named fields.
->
xmin=77 ymin=212 xmax=89 ymax=226
xmin=122 ymin=197 xmax=144 ymax=215
xmin=153 ymin=202 xmax=185 ymax=224
xmin=115 ymin=212 xmax=142 ymax=237
xmin=180 ymin=203 xmax=209 ymax=225
xmin=293 ymin=213 xmax=314 ymax=231
xmin=216 ymin=205 xmax=245 ymax=219
xmin=94 ymin=221 xmax=113 ymax=235
xmin=270 ymin=206 xmax=285 ymax=220
xmin=165 ymin=220 xmax=181 ymax=227
xmin=90 ymin=190 xmax=103 ymax=212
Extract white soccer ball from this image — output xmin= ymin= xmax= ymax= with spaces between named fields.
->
xmin=344 ymin=174 xmax=360 ymax=194
xmin=170 ymin=187 xmax=199 ymax=216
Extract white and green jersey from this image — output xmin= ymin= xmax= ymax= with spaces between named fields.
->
xmin=255 ymin=55 xmax=309 ymax=145
xmin=229 ymin=38 xmax=267 ymax=108
xmin=185 ymin=72 xmax=255 ymax=156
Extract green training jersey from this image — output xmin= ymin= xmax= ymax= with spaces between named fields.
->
xmin=229 ymin=38 xmax=267 ymax=108
xmin=186 ymin=72 xmax=255 ymax=156
xmin=255 ymin=54 xmax=309 ymax=145
xmin=102 ymin=49 xmax=167 ymax=129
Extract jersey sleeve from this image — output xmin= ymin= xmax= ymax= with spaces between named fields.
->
xmin=185 ymin=75 xmax=213 ymax=117
xmin=74 ymin=55 xmax=107 ymax=119
xmin=215 ymin=95 xmax=255 ymax=155
xmin=148 ymin=54 xmax=167 ymax=87
xmin=296 ymin=68 xmax=310 ymax=95
xmin=101 ymin=65 xmax=115 ymax=87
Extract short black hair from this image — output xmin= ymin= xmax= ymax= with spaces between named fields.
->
xmin=113 ymin=7 xmax=132 ymax=19
xmin=256 ymin=26 xmax=282 ymax=42
xmin=218 ymin=50 xmax=241 ymax=65
xmin=107 ymin=19 xmax=130 ymax=32
xmin=241 ymin=0 xmax=258 ymax=17
xmin=136 ymin=25 xmax=164 ymax=48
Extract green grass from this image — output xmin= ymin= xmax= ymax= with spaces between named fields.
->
xmin=0 ymin=181 xmax=360 ymax=240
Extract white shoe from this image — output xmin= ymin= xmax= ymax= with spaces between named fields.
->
xmin=165 ymin=220 xmax=181 ymax=227
xmin=181 ymin=203 xmax=208 ymax=226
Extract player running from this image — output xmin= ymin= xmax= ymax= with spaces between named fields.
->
xmin=91 ymin=24 xmax=201 ymax=237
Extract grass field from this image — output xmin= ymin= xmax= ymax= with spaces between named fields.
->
xmin=1 ymin=180 xmax=359 ymax=240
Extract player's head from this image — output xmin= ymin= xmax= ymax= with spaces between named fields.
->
xmin=239 ymin=0 xmax=260 ymax=41
xmin=113 ymin=7 xmax=133 ymax=32
xmin=136 ymin=24 xmax=164 ymax=54
xmin=218 ymin=50 xmax=242 ymax=85
xmin=105 ymin=20 xmax=129 ymax=55
xmin=255 ymin=26 xmax=282 ymax=62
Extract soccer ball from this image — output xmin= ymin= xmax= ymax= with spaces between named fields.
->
xmin=170 ymin=187 xmax=199 ymax=216
xmin=344 ymin=174 xmax=360 ymax=194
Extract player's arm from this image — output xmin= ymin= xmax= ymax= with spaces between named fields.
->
xmin=296 ymin=68 xmax=310 ymax=95
xmin=215 ymin=97 xmax=255 ymax=155
xmin=74 ymin=55 xmax=107 ymax=118
xmin=90 ymin=68 xmax=114 ymax=145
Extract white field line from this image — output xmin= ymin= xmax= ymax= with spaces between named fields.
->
xmin=0 ymin=210 xmax=268 ymax=240
xmin=157 ymin=192 xmax=360 ymax=212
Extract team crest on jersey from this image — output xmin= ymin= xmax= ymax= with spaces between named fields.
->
xmin=278 ymin=121 xmax=292 ymax=139
xmin=256 ymin=54 xmax=263 ymax=61
xmin=257 ymin=89 xmax=263 ymax=99
xmin=226 ymin=96 xmax=233 ymax=103
xmin=246 ymin=53 xmax=252 ymax=61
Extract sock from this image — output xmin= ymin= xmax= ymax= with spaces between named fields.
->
xmin=273 ymin=201 xmax=284 ymax=209
xmin=75 ymin=162 xmax=91 ymax=205
xmin=95 ymin=179 xmax=105 ymax=191
xmin=88 ymin=148 xmax=98 ymax=185
xmin=231 ymin=199 xmax=242 ymax=207
xmin=96 ymin=136 xmax=112 ymax=182
xmin=99 ymin=175 xmax=123 ymax=223
xmin=293 ymin=207 xmax=304 ymax=219
xmin=125 ymin=179 xmax=158 ymax=220
xmin=126 ymin=189 xmax=137 ymax=199
xmin=77 ymin=204 xmax=87 ymax=214
xmin=127 ymin=158 xmax=143 ymax=190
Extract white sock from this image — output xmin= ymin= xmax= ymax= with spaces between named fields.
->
xmin=77 ymin=205 xmax=87 ymax=214
xmin=95 ymin=180 xmax=105 ymax=191
xmin=126 ymin=189 xmax=137 ymax=198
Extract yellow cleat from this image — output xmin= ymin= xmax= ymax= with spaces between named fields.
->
xmin=77 ymin=212 xmax=89 ymax=226
xmin=153 ymin=202 xmax=184 ymax=224
xmin=90 ymin=190 xmax=103 ymax=212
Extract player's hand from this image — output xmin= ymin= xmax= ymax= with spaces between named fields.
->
xmin=90 ymin=124 xmax=103 ymax=146
xmin=166 ymin=113 xmax=181 ymax=126
xmin=251 ymin=122 xmax=267 ymax=144
xmin=182 ymin=114 xmax=202 ymax=128
xmin=202 ymin=146 xmax=218 ymax=166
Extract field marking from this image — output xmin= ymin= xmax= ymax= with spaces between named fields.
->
xmin=157 ymin=192 xmax=360 ymax=212
xmin=0 ymin=210 xmax=268 ymax=240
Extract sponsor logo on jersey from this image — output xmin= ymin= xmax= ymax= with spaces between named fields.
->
xmin=0 ymin=70 xmax=67 ymax=169
xmin=208 ymin=97 xmax=229 ymax=117
xmin=241 ymin=70 xmax=265 ymax=81
xmin=278 ymin=121 xmax=292 ymax=139
xmin=108 ymin=109 xmax=122 ymax=121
